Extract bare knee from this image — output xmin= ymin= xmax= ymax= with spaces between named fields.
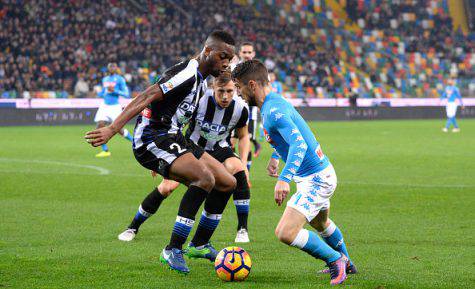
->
xmin=221 ymin=174 xmax=237 ymax=192
xmin=191 ymin=167 xmax=215 ymax=191
xmin=275 ymin=225 xmax=298 ymax=245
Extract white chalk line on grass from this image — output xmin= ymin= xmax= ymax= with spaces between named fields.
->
xmin=0 ymin=158 xmax=110 ymax=175
xmin=0 ymin=158 xmax=473 ymax=189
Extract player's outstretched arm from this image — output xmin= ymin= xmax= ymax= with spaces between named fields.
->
xmin=85 ymin=84 xmax=163 ymax=147
xmin=236 ymin=125 xmax=251 ymax=185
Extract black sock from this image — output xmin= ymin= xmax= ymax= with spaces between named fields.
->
xmin=128 ymin=187 xmax=166 ymax=231
xmin=191 ymin=188 xmax=233 ymax=247
xmin=167 ymin=185 xmax=208 ymax=250
xmin=232 ymin=171 xmax=250 ymax=230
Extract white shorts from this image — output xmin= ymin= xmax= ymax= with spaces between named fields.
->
xmin=287 ymin=164 xmax=337 ymax=222
xmin=94 ymin=103 xmax=123 ymax=123
xmin=446 ymin=102 xmax=458 ymax=118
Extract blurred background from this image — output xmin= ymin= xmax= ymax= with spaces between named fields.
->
xmin=0 ymin=0 xmax=474 ymax=123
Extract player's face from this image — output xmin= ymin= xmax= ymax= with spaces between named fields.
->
xmin=239 ymin=45 xmax=255 ymax=61
xmin=108 ymin=63 xmax=117 ymax=74
xmin=208 ymin=43 xmax=235 ymax=77
xmin=269 ymin=73 xmax=276 ymax=82
xmin=234 ymin=79 xmax=257 ymax=106
xmin=214 ymin=80 xmax=235 ymax=108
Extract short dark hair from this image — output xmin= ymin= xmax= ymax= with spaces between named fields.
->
xmin=208 ymin=30 xmax=235 ymax=46
xmin=214 ymin=71 xmax=233 ymax=86
xmin=232 ymin=59 xmax=269 ymax=85
xmin=240 ymin=42 xmax=254 ymax=48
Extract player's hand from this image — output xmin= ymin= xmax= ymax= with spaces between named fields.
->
xmin=84 ymin=126 xmax=117 ymax=147
xmin=267 ymin=158 xmax=279 ymax=178
xmin=274 ymin=180 xmax=290 ymax=206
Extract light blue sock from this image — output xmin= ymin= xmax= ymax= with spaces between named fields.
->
xmin=123 ymin=129 xmax=133 ymax=142
xmin=445 ymin=118 xmax=451 ymax=129
xmin=452 ymin=117 xmax=459 ymax=128
xmin=290 ymin=229 xmax=341 ymax=264
xmin=101 ymin=144 xmax=109 ymax=152
xmin=319 ymin=220 xmax=352 ymax=264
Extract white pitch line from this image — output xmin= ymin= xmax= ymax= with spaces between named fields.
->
xmin=0 ymin=158 xmax=110 ymax=175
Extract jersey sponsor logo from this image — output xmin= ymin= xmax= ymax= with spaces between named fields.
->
xmin=196 ymin=119 xmax=227 ymax=134
xmin=141 ymin=108 xmax=152 ymax=118
xmin=160 ymin=81 xmax=174 ymax=93
xmin=177 ymin=101 xmax=197 ymax=124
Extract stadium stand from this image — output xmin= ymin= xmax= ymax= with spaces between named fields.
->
xmin=0 ymin=0 xmax=473 ymax=99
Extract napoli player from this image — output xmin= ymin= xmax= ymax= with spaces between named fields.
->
xmin=232 ymin=60 xmax=356 ymax=285
xmin=441 ymin=78 xmax=464 ymax=133
xmin=93 ymin=62 xmax=133 ymax=157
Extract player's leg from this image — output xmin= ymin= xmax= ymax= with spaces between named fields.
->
xmin=160 ymin=152 xmax=216 ymax=273
xmin=220 ymin=155 xmax=251 ymax=243
xmin=186 ymin=151 xmax=237 ymax=259
xmin=311 ymin=209 xmax=357 ymax=274
xmin=118 ymin=179 xmax=179 ymax=241
xmin=451 ymin=104 xmax=460 ymax=132
xmin=275 ymin=207 xmax=347 ymax=285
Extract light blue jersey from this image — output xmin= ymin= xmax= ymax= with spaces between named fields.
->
xmin=271 ymin=81 xmax=283 ymax=94
xmin=261 ymin=92 xmax=329 ymax=183
xmin=99 ymin=74 xmax=129 ymax=105
xmin=440 ymin=85 xmax=462 ymax=104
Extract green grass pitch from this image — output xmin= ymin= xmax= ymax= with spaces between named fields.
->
xmin=1 ymin=120 xmax=474 ymax=289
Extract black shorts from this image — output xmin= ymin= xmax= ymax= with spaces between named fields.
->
xmin=133 ymin=133 xmax=204 ymax=178
xmin=207 ymin=146 xmax=239 ymax=163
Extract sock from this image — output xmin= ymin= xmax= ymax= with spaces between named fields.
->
xmin=445 ymin=118 xmax=451 ymax=129
xmin=167 ymin=185 xmax=208 ymax=250
xmin=128 ymin=188 xmax=166 ymax=231
xmin=123 ymin=128 xmax=133 ymax=142
xmin=452 ymin=117 xmax=459 ymax=128
xmin=290 ymin=229 xmax=341 ymax=264
xmin=101 ymin=144 xmax=109 ymax=152
xmin=191 ymin=188 xmax=233 ymax=247
xmin=233 ymin=171 xmax=250 ymax=230
xmin=319 ymin=220 xmax=351 ymax=264
xmin=247 ymin=151 xmax=252 ymax=171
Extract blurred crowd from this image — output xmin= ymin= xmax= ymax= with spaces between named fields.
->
xmin=0 ymin=0 xmax=473 ymax=99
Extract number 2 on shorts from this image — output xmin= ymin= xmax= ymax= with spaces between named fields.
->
xmin=170 ymin=143 xmax=186 ymax=153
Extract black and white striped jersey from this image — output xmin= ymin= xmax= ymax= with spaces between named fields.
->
xmin=185 ymin=90 xmax=249 ymax=151
xmin=133 ymin=59 xmax=206 ymax=149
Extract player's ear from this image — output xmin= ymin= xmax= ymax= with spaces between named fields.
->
xmin=204 ymin=46 xmax=212 ymax=57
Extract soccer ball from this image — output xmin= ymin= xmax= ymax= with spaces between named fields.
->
xmin=214 ymin=246 xmax=252 ymax=282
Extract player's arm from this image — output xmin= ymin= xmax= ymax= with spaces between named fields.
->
xmin=455 ymin=87 xmax=464 ymax=107
xmin=85 ymin=83 xmax=163 ymax=146
xmin=98 ymin=78 xmax=106 ymax=98
xmin=235 ymin=106 xmax=250 ymax=166
xmin=272 ymin=110 xmax=308 ymax=205
xmin=236 ymin=125 xmax=250 ymax=167
xmin=117 ymin=76 xmax=130 ymax=98
xmin=267 ymin=150 xmax=280 ymax=178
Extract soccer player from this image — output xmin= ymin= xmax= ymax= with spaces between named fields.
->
xmin=232 ymin=60 xmax=356 ymax=285
xmin=231 ymin=42 xmax=262 ymax=165
xmin=93 ymin=62 xmax=133 ymax=157
xmin=118 ymin=72 xmax=252 ymax=245
xmin=441 ymin=78 xmax=464 ymax=132
xmin=86 ymin=31 xmax=238 ymax=274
